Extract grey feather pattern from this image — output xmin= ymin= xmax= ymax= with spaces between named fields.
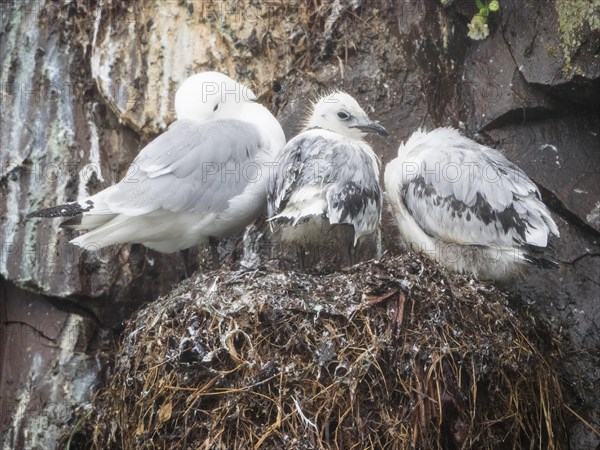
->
xmin=103 ymin=119 xmax=265 ymax=216
xmin=268 ymin=129 xmax=381 ymax=243
xmin=396 ymin=128 xmax=558 ymax=249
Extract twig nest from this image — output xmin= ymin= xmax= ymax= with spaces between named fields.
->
xmin=84 ymin=254 xmax=566 ymax=449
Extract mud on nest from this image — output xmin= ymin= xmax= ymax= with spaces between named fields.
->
xmin=75 ymin=254 xmax=567 ymax=449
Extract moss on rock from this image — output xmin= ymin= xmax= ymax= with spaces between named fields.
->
xmin=555 ymin=0 xmax=600 ymax=76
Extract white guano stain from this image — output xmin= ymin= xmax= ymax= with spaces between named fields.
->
xmin=587 ymin=201 xmax=600 ymax=229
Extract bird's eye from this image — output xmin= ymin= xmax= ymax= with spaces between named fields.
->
xmin=213 ymin=104 xmax=219 ymax=112
xmin=337 ymin=111 xmax=350 ymax=120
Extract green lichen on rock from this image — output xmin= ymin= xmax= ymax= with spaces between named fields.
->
xmin=555 ymin=0 xmax=600 ymax=77
xmin=546 ymin=45 xmax=558 ymax=59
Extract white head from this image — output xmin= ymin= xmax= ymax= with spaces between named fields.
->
xmin=174 ymin=71 xmax=258 ymax=122
xmin=306 ymin=91 xmax=388 ymax=140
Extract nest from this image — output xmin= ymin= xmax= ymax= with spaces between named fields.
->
xmin=75 ymin=254 xmax=567 ymax=449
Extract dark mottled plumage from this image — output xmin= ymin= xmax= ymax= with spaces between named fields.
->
xmin=268 ymin=129 xmax=382 ymax=246
xmin=268 ymin=91 xmax=386 ymax=267
xmin=385 ymin=127 xmax=559 ymax=280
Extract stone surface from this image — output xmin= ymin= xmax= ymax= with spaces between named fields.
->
xmin=0 ymin=1 xmax=199 ymax=326
xmin=487 ymin=116 xmax=600 ymax=233
xmin=503 ymin=0 xmax=600 ymax=96
xmin=0 ymin=279 xmax=110 ymax=450
xmin=1 ymin=0 xmax=599 ymax=448
xmin=461 ymin=30 xmax=560 ymax=132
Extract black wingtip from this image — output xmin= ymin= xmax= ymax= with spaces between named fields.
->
xmin=268 ymin=215 xmax=315 ymax=226
xmin=524 ymin=253 xmax=559 ymax=270
xmin=26 ymin=200 xmax=94 ymax=220
xmin=268 ymin=216 xmax=295 ymax=225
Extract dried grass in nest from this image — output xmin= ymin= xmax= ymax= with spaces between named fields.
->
xmin=82 ymin=254 xmax=567 ymax=449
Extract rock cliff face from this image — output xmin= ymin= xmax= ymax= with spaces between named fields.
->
xmin=1 ymin=0 xmax=598 ymax=448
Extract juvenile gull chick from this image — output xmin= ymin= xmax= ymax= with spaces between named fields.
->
xmin=28 ymin=72 xmax=286 ymax=253
xmin=268 ymin=91 xmax=387 ymax=267
xmin=384 ymin=127 xmax=559 ymax=281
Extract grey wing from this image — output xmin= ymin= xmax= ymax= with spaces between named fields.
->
xmin=103 ymin=119 xmax=265 ymax=215
xmin=325 ymin=142 xmax=382 ymax=242
xmin=401 ymin=139 xmax=558 ymax=248
xmin=268 ymin=132 xmax=345 ymax=218
xmin=267 ymin=134 xmax=311 ymax=218
xmin=268 ymin=131 xmax=382 ymax=240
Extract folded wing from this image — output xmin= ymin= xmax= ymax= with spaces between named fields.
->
xmin=268 ymin=130 xmax=381 ymax=243
xmin=396 ymin=128 xmax=558 ymax=250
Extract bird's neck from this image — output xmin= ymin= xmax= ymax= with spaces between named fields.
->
xmin=304 ymin=125 xmax=366 ymax=143
xmin=239 ymin=103 xmax=286 ymax=155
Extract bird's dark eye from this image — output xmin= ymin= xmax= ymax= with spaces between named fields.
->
xmin=337 ymin=111 xmax=350 ymax=120
xmin=213 ymin=104 xmax=219 ymax=112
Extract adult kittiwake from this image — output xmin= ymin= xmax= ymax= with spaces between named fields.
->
xmin=268 ymin=91 xmax=387 ymax=266
xmin=384 ymin=127 xmax=559 ymax=280
xmin=28 ymin=72 xmax=286 ymax=253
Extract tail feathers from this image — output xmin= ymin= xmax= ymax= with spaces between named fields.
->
xmin=523 ymin=253 xmax=559 ymax=269
xmin=269 ymin=200 xmax=329 ymax=227
xmin=69 ymin=213 xmax=183 ymax=250
xmin=69 ymin=215 xmax=136 ymax=249
xmin=27 ymin=200 xmax=95 ymax=219
xmin=61 ymin=213 xmax=117 ymax=230
xmin=523 ymin=242 xmax=559 ymax=269
xmin=269 ymin=211 xmax=326 ymax=227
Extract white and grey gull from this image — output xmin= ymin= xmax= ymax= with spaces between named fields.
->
xmin=268 ymin=91 xmax=388 ymax=266
xmin=28 ymin=71 xmax=286 ymax=254
xmin=384 ymin=127 xmax=559 ymax=281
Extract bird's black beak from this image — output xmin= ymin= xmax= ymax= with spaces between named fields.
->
xmin=351 ymin=120 xmax=389 ymax=137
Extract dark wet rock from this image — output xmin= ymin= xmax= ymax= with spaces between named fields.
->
xmin=502 ymin=0 xmax=600 ymax=106
xmin=0 ymin=280 xmax=112 ymax=449
xmin=486 ymin=115 xmax=600 ymax=234
xmin=461 ymin=32 xmax=561 ymax=132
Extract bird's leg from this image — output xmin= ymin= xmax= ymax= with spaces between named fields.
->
xmin=348 ymin=240 xmax=357 ymax=266
xmin=181 ymin=248 xmax=190 ymax=278
xmin=209 ymin=237 xmax=220 ymax=269
xmin=297 ymin=245 xmax=306 ymax=270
